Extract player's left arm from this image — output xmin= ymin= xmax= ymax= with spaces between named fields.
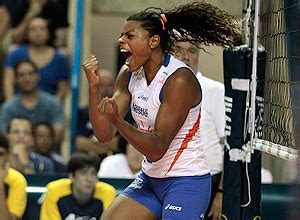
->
xmin=105 ymin=68 xmax=201 ymax=161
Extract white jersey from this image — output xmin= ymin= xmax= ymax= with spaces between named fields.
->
xmin=128 ymin=54 xmax=210 ymax=178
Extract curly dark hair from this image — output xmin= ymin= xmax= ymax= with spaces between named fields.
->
xmin=127 ymin=2 xmax=242 ymax=52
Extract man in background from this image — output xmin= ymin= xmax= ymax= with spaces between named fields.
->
xmin=173 ymin=41 xmax=225 ymax=220
xmin=0 ymin=59 xmax=65 ymax=145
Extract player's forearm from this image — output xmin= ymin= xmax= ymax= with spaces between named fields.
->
xmin=89 ymin=88 xmax=115 ymax=142
xmin=113 ymin=117 xmax=167 ymax=162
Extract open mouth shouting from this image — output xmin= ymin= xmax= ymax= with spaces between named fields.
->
xmin=120 ymin=48 xmax=133 ymax=66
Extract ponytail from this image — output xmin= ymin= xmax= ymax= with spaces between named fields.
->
xmin=127 ymin=2 xmax=242 ymax=52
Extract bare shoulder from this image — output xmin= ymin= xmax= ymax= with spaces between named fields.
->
xmin=116 ymin=65 xmax=130 ymax=80
xmin=114 ymin=65 xmax=130 ymax=90
xmin=163 ymin=68 xmax=201 ymax=106
xmin=167 ymin=68 xmax=200 ymax=91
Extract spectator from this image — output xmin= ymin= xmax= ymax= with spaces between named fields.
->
xmin=0 ymin=59 xmax=65 ymax=145
xmin=40 ymin=151 xmax=116 ymax=220
xmin=7 ymin=116 xmax=54 ymax=174
xmin=173 ymin=41 xmax=226 ymax=220
xmin=0 ymin=131 xmax=27 ymax=220
xmin=10 ymin=0 xmax=69 ymax=48
xmin=76 ymin=69 xmax=118 ymax=161
xmin=98 ymin=138 xmax=143 ymax=179
xmin=3 ymin=16 xmax=70 ymax=101
xmin=33 ymin=122 xmax=67 ymax=174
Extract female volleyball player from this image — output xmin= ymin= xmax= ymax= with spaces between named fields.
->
xmin=83 ymin=2 xmax=241 ymax=219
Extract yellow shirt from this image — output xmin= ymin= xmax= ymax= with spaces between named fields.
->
xmin=4 ymin=168 xmax=28 ymax=217
xmin=40 ymin=178 xmax=116 ymax=220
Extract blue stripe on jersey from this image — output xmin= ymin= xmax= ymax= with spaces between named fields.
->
xmin=163 ymin=53 xmax=171 ymax=67
xmin=128 ymin=71 xmax=132 ymax=86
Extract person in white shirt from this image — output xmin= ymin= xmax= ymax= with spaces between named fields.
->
xmin=173 ymin=41 xmax=225 ymax=220
xmin=98 ymin=139 xmax=143 ymax=179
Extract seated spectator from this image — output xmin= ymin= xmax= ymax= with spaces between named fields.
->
xmin=7 ymin=116 xmax=54 ymax=174
xmin=33 ymin=122 xmax=67 ymax=174
xmin=40 ymin=151 xmax=116 ymax=220
xmin=98 ymin=138 xmax=143 ymax=179
xmin=76 ymin=70 xmax=118 ymax=161
xmin=0 ymin=131 xmax=27 ymax=219
xmin=0 ymin=59 xmax=65 ymax=145
xmin=3 ymin=16 xmax=70 ymax=101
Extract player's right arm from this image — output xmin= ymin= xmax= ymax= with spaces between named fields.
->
xmin=83 ymin=55 xmax=131 ymax=143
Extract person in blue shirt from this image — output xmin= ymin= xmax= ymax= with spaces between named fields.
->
xmin=3 ymin=16 xmax=69 ymax=101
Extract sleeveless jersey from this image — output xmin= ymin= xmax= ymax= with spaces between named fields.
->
xmin=128 ymin=54 xmax=210 ymax=178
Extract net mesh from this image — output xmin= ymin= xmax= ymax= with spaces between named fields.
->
xmin=256 ymin=0 xmax=300 ymax=155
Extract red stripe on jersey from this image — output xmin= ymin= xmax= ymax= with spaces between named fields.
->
xmin=165 ymin=111 xmax=201 ymax=175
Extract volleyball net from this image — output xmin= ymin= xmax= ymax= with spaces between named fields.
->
xmin=222 ymin=1 xmax=300 ymax=218
xmin=247 ymin=0 xmax=300 ymax=163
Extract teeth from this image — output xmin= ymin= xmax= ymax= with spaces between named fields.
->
xmin=120 ymin=49 xmax=129 ymax=52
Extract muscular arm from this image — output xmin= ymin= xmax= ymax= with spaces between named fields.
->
xmin=105 ymin=68 xmax=201 ymax=162
xmin=83 ymin=57 xmax=131 ymax=142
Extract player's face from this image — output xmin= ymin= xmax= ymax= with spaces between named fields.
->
xmin=71 ymin=167 xmax=98 ymax=196
xmin=119 ymin=20 xmax=153 ymax=71
xmin=173 ymin=41 xmax=199 ymax=73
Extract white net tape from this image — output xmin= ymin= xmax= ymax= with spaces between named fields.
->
xmin=244 ymin=138 xmax=299 ymax=163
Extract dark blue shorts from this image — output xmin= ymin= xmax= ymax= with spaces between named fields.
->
xmin=123 ymin=172 xmax=211 ymax=219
